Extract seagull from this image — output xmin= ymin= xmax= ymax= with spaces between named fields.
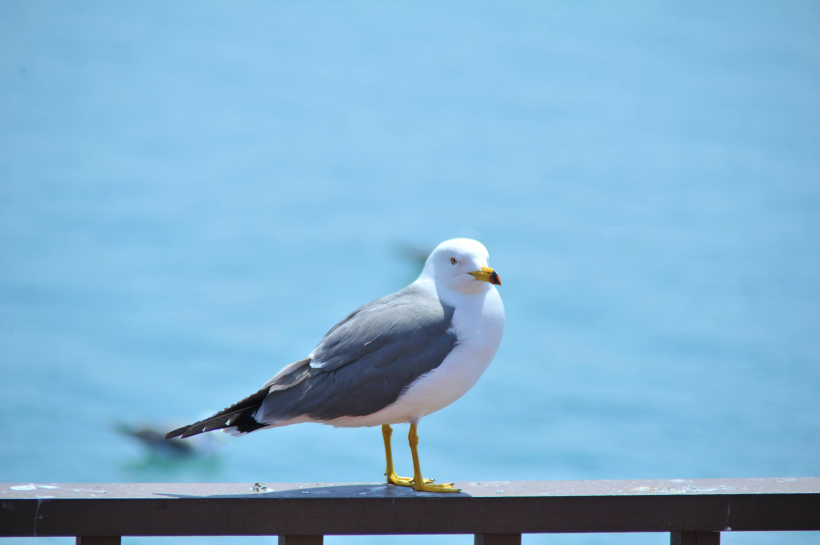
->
xmin=166 ymin=238 xmax=504 ymax=493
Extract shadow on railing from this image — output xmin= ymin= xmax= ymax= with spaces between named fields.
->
xmin=2 ymin=478 xmax=818 ymax=545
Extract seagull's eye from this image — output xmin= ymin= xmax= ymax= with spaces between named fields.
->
xmin=450 ymin=258 xmax=457 ymax=265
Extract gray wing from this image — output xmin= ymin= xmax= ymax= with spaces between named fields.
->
xmin=256 ymin=284 xmax=457 ymax=423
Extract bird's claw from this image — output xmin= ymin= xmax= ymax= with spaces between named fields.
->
xmin=412 ymin=481 xmax=460 ymax=493
xmin=386 ymin=472 xmax=434 ymax=486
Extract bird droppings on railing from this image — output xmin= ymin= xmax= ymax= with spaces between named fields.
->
xmin=9 ymin=485 xmax=107 ymax=495
xmin=71 ymin=488 xmax=107 ymax=494
xmin=627 ymin=480 xmax=738 ymax=494
xmin=33 ymin=497 xmax=44 ymax=537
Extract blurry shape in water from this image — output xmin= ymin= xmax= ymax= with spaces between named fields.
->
xmin=116 ymin=422 xmax=198 ymax=459
xmin=115 ymin=421 xmax=225 ymax=475
xmin=392 ymin=242 xmax=434 ymax=281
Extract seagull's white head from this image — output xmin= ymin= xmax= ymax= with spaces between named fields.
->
xmin=419 ymin=238 xmax=501 ymax=295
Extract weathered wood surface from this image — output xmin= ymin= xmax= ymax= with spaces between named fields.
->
xmin=2 ymin=478 xmax=818 ymax=537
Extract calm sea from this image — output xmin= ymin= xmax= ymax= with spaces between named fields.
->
xmin=1 ymin=2 xmax=818 ymax=544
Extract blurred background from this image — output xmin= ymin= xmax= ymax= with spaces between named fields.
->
xmin=1 ymin=2 xmax=818 ymax=545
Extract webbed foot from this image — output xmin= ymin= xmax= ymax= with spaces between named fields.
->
xmin=386 ymin=472 xmax=433 ymax=487
xmin=412 ymin=480 xmax=460 ymax=493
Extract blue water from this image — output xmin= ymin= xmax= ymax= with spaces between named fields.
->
xmin=1 ymin=2 xmax=818 ymax=545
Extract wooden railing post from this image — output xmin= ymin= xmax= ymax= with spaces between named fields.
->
xmin=475 ymin=534 xmax=522 ymax=545
xmin=278 ymin=536 xmax=323 ymax=545
xmin=76 ymin=538 xmax=121 ymax=545
xmin=671 ymin=532 xmax=720 ymax=545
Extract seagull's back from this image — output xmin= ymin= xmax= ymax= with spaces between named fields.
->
xmin=256 ymin=282 xmax=460 ymax=428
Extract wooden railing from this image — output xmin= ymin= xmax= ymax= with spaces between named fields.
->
xmin=2 ymin=478 xmax=818 ymax=544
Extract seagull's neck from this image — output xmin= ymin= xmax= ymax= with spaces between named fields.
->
xmin=413 ymin=275 xmax=491 ymax=311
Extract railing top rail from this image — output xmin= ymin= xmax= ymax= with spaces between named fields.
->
xmin=3 ymin=477 xmax=818 ymax=500
xmin=2 ymin=478 xmax=819 ymax=537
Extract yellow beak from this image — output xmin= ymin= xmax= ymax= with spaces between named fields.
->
xmin=468 ymin=266 xmax=501 ymax=286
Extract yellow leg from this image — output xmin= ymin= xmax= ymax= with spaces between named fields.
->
xmin=383 ymin=425 xmax=433 ymax=486
xmin=408 ymin=424 xmax=459 ymax=493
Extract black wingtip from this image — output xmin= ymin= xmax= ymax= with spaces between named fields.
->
xmin=163 ymin=383 xmax=273 ymax=441
xmin=165 ymin=426 xmax=189 ymax=440
xmin=180 ymin=426 xmax=205 ymax=439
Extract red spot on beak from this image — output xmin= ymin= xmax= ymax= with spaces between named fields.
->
xmin=490 ymin=271 xmax=501 ymax=285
